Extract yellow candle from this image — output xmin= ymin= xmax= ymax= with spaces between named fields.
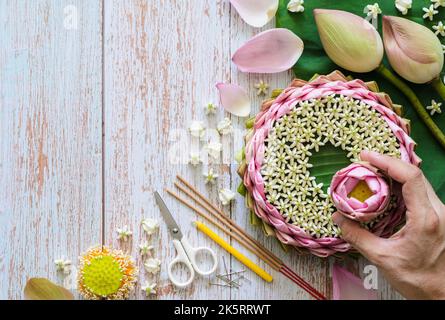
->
xmin=194 ymin=221 xmax=273 ymax=282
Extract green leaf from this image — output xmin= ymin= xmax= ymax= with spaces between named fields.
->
xmin=24 ymin=278 xmax=74 ymax=300
xmin=237 ymin=181 xmax=247 ymax=196
xmin=309 ymin=144 xmax=351 ymax=192
xmin=277 ymin=0 xmax=445 ymax=202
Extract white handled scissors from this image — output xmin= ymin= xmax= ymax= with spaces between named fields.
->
xmin=154 ymin=191 xmax=218 ymax=288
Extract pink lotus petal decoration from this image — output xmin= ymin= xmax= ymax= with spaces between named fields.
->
xmin=232 ymin=28 xmax=304 ymax=73
xmin=330 ymin=162 xmax=391 ymax=222
xmin=216 ymin=83 xmax=251 ymax=117
xmin=332 ymin=264 xmax=378 ymax=300
xmin=230 ymin=0 xmax=279 ymax=28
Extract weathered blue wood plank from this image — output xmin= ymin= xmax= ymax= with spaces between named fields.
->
xmin=0 ymin=0 xmax=102 ymax=299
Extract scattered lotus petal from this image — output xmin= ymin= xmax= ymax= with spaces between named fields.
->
xmin=24 ymin=278 xmax=74 ymax=300
xmin=232 ymin=28 xmax=304 ymax=73
xmin=332 ymin=264 xmax=378 ymax=300
xmin=216 ymin=83 xmax=251 ymax=117
xmin=383 ymin=16 xmax=444 ymax=84
xmin=230 ymin=0 xmax=279 ymax=28
xmin=314 ymin=9 xmax=383 ymax=73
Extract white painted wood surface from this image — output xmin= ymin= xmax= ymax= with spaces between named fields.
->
xmin=0 ymin=0 xmax=401 ymax=299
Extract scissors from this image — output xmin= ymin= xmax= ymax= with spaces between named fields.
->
xmin=154 ymin=191 xmax=218 ymax=288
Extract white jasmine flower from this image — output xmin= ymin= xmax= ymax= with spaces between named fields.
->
xmin=189 ymin=120 xmax=206 ymax=138
xmin=427 ymin=99 xmax=442 ymax=115
xmin=395 ymin=0 xmax=412 ymax=15
xmin=287 ymin=0 xmax=304 ymax=13
xmin=254 ymin=80 xmax=269 ymax=96
xmin=204 ymin=102 xmax=217 ymax=115
xmin=141 ymin=218 xmax=160 ymax=235
xmin=218 ymin=188 xmax=236 ymax=205
xmin=116 ymin=225 xmax=132 ymax=241
xmin=364 ymin=3 xmax=381 ymax=27
xmin=144 ymin=257 xmax=161 ymax=274
xmin=139 ymin=241 xmax=154 ymax=256
xmin=432 ymin=0 xmax=445 ymax=9
xmin=203 ymin=168 xmax=219 ymax=184
xmin=423 ymin=5 xmax=438 ymax=21
xmin=189 ymin=152 xmax=202 ymax=166
xmin=141 ymin=282 xmax=157 ymax=296
xmin=206 ymin=141 xmax=222 ymax=159
xmin=433 ymin=21 xmax=445 ymax=36
xmin=54 ymin=258 xmax=71 ymax=274
xmin=217 ymin=117 xmax=233 ymax=135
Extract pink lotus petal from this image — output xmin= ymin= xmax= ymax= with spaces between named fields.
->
xmin=216 ymin=83 xmax=251 ymax=117
xmin=332 ymin=264 xmax=378 ymax=300
xmin=232 ymin=28 xmax=304 ymax=73
xmin=230 ymin=0 xmax=278 ymax=28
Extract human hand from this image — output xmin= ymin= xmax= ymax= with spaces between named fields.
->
xmin=332 ymin=150 xmax=445 ymax=300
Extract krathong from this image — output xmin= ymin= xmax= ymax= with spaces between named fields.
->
xmin=77 ymin=246 xmax=137 ymax=300
xmin=238 ymin=71 xmax=421 ymax=257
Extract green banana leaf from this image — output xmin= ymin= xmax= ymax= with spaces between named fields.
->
xmin=276 ymin=0 xmax=445 ymax=201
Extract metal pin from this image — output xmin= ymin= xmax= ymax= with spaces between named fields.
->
xmin=218 ymin=269 xmax=246 ymax=277
xmin=209 ymin=282 xmax=232 ymax=288
xmin=222 ymin=256 xmax=228 ymax=276
xmin=216 ymin=274 xmax=240 ymax=288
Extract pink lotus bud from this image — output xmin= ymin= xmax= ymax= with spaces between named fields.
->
xmin=383 ymin=16 xmax=444 ymax=84
xmin=314 ymin=9 xmax=384 ymax=73
xmin=329 ymin=162 xmax=391 ymax=222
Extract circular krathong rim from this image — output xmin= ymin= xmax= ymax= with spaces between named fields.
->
xmin=242 ymin=72 xmax=421 ymax=257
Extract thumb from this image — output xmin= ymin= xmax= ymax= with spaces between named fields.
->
xmin=333 ymin=212 xmax=387 ymax=264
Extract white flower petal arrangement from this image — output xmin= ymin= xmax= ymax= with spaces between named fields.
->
xmin=237 ymin=71 xmax=421 ymax=257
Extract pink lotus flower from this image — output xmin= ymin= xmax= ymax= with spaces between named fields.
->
xmin=330 ymin=162 xmax=391 ymax=223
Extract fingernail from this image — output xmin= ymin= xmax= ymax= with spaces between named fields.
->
xmin=332 ymin=212 xmax=345 ymax=226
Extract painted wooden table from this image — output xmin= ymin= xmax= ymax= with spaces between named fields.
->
xmin=0 ymin=0 xmax=402 ymax=300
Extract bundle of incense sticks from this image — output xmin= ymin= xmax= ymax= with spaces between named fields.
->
xmin=166 ymin=175 xmax=327 ymax=300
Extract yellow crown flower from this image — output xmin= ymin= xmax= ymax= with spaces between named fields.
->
xmin=77 ymin=246 xmax=137 ymax=300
